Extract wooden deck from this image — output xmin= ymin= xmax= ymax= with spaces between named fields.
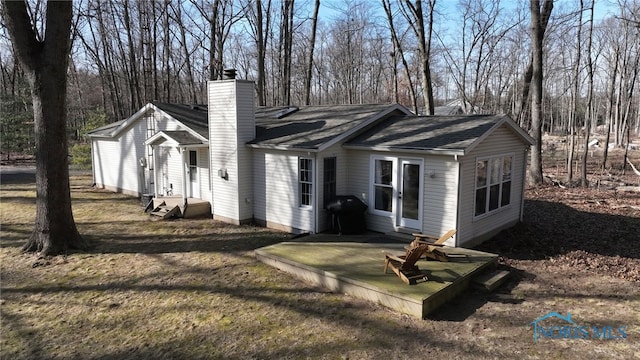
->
xmin=255 ymin=236 xmax=499 ymax=319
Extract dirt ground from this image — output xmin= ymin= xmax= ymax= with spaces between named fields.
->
xmin=1 ymin=149 xmax=639 ymax=359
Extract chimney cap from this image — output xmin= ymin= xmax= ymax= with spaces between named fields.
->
xmin=222 ymin=68 xmax=237 ymax=80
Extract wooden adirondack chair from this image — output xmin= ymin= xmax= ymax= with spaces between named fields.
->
xmin=410 ymin=229 xmax=459 ymax=262
xmin=383 ymin=243 xmax=430 ymax=285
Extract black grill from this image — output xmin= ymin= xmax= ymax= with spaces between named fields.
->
xmin=325 ymin=195 xmax=368 ymax=234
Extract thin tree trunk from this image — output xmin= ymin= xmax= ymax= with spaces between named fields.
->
xmin=580 ymin=0 xmax=595 ymax=187
xmin=304 ymin=0 xmax=320 ymax=106
xmin=383 ymin=0 xmax=417 ymax=112
xmin=403 ymin=0 xmax=435 ymax=114
xmin=568 ymin=1 xmax=584 ymax=183
xmin=602 ymin=50 xmax=619 ymax=170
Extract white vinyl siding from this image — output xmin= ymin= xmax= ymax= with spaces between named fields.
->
xmin=155 ymin=146 xmax=183 ymax=196
xmin=457 ymin=125 xmax=527 ymax=246
xmin=91 ymin=116 xmax=147 ymax=196
xmin=253 ymin=149 xmax=314 ymax=233
xmin=198 ymin=149 xmax=212 ymax=202
xmin=345 ymin=150 xmax=458 ymax=238
xmin=209 ymin=80 xmax=255 ymax=223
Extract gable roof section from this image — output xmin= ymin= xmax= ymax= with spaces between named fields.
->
xmin=345 ymin=114 xmax=534 ymax=156
xmin=144 ymin=130 xmax=207 ymax=147
xmin=151 ymin=102 xmax=209 ymax=138
xmin=249 ymin=104 xmax=411 ymax=151
xmin=86 ymin=119 xmax=127 ymax=138
xmin=87 ymin=102 xmax=209 ymax=143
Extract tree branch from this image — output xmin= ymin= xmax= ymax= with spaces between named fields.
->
xmin=2 ymin=0 xmax=42 ymax=73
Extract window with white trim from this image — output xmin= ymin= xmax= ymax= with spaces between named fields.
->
xmin=372 ymin=158 xmax=394 ymax=213
xmin=475 ymin=155 xmax=513 ymax=217
xmin=299 ymin=157 xmax=313 ymax=207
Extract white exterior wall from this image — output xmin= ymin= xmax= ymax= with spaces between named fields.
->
xmin=209 ymin=80 xmax=255 ymax=224
xmin=91 ymin=117 xmax=147 ymax=196
xmin=253 ymin=149 xmax=315 ymax=233
xmin=198 ymin=148 xmax=212 ymax=202
xmin=154 ymin=145 xmax=183 ymax=196
xmin=345 ymin=149 xmax=459 ymax=240
xmin=421 ymin=156 xmax=460 ymax=243
xmin=457 ymin=125 xmax=528 ymax=246
xmin=90 ymin=105 xmax=211 ymax=201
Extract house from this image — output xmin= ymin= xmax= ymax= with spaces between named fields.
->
xmin=88 ymin=77 xmax=534 ymax=247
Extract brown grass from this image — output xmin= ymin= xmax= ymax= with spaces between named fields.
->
xmin=1 ymin=173 xmax=639 ymax=359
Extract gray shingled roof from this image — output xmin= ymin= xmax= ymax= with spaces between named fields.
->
xmin=250 ymin=104 xmax=399 ymax=149
xmin=345 ymin=114 xmax=513 ymax=155
xmin=86 ymin=119 xmax=126 ymax=137
xmin=158 ymin=131 xmax=205 ymax=145
xmin=152 ymin=102 xmax=209 ymax=138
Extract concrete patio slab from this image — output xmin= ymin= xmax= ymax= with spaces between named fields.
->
xmin=255 ymin=239 xmax=499 ymax=319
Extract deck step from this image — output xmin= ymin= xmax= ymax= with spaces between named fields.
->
xmin=150 ymin=205 xmax=179 ymax=219
xmin=473 ymin=269 xmax=510 ymax=292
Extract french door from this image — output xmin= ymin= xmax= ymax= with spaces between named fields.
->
xmin=398 ymin=159 xmax=423 ymax=229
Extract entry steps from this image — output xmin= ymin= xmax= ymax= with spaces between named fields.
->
xmin=148 ymin=201 xmax=180 ymax=219
xmin=472 ymin=269 xmax=510 ymax=292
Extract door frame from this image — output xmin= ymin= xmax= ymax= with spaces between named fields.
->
xmin=369 ymin=155 xmax=424 ymax=231
xmin=397 ymin=158 xmax=424 ymax=230
xmin=188 ymin=150 xmax=199 ymax=199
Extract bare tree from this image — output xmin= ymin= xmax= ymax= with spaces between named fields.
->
xmin=580 ymin=0 xmax=595 ymax=187
xmin=528 ymin=0 xmax=553 ymax=185
xmin=2 ymin=0 xmax=87 ymax=255
xmin=401 ymin=0 xmax=436 ymax=114
xmin=382 ymin=0 xmax=418 ymax=112
xmin=515 ymin=0 xmax=553 ymax=126
xmin=567 ymin=0 xmax=584 ymax=183
xmin=304 ymin=0 xmax=320 ymax=105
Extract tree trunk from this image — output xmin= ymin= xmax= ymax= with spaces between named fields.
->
xmin=383 ymin=0 xmax=417 ymax=112
xmin=516 ymin=1 xmax=553 ymax=125
xmin=528 ymin=0 xmax=553 ymax=185
xmin=567 ymin=1 xmax=583 ymax=183
xmin=3 ymin=0 xmax=86 ymax=255
xmin=403 ymin=0 xmax=435 ymax=115
xmin=304 ymin=0 xmax=320 ymax=106
xmin=580 ymin=0 xmax=595 ymax=187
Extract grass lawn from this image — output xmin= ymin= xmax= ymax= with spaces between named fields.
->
xmin=1 ymin=172 xmax=639 ymax=359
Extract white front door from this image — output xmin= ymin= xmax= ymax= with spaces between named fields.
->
xmin=188 ymin=150 xmax=199 ymax=198
xmin=397 ymin=159 xmax=423 ymax=229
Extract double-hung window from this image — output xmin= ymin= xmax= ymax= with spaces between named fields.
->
xmin=475 ymin=155 xmax=513 ymax=217
xmin=299 ymin=158 xmax=313 ymax=207
xmin=372 ymin=158 xmax=394 ymax=213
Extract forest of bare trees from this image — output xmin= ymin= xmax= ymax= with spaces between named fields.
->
xmin=1 ymin=0 xmax=639 ymax=173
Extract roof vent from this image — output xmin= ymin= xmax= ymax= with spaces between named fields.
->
xmin=222 ymin=68 xmax=237 ymax=80
xmin=273 ymin=107 xmax=299 ymax=119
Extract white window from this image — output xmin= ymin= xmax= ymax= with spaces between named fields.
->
xmin=299 ymin=157 xmax=313 ymax=207
xmin=475 ymin=155 xmax=513 ymax=217
xmin=371 ymin=157 xmax=394 ymax=213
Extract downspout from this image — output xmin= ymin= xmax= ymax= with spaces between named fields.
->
xmin=520 ymin=147 xmax=529 ymax=222
xmin=152 ymin=146 xmax=159 ymax=197
xmin=90 ymin=139 xmax=96 ymax=186
xmin=180 ymin=147 xmax=188 ymax=211
xmin=454 ymin=154 xmax=461 ymax=247
xmin=313 ymin=152 xmax=319 ymax=234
